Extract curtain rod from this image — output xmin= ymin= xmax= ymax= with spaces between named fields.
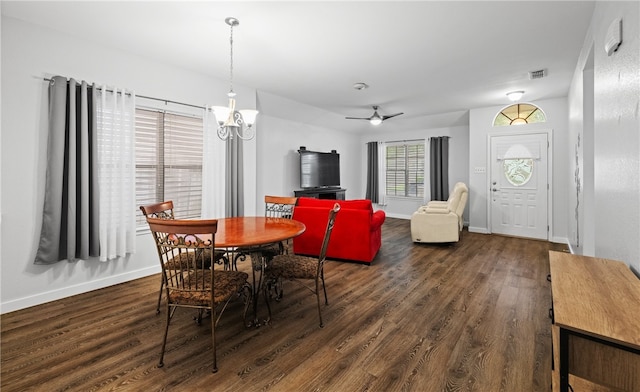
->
xmin=137 ymin=95 xmax=206 ymax=110
xmin=43 ymin=77 xmax=207 ymax=110
xmin=367 ymin=136 xmax=451 ymax=145
xmin=378 ymin=138 xmax=425 ymax=144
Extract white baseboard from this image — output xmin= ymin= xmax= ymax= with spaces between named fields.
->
xmin=384 ymin=213 xmax=412 ymax=220
xmin=1 ymin=266 xmax=159 ymax=314
xmin=551 ymin=236 xmax=570 ymax=245
xmin=467 ymin=227 xmax=569 ymax=245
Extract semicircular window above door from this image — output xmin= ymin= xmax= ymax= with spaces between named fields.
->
xmin=493 ymin=103 xmax=546 ymax=126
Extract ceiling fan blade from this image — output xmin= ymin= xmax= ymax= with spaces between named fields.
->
xmin=345 ymin=116 xmax=372 ymax=120
xmin=382 ymin=112 xmax=404 ymax=120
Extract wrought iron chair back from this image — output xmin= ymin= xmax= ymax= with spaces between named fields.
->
xmin=140 ymin=201 xmax=175 ymax=313
xmin=264 ymin=195 xmax=298 ymax=254
xmin=146 ymin=217 xmax=250 ymax=373
xmin=141 ymin=201 xmax=229 ymax=313
xmin=264 ymin=195 xmax=298 ymax=219
xmin=140 ymin=200 xmax=175 ymax=220
xmin=265 ymin=203 xmax=340 ymax=327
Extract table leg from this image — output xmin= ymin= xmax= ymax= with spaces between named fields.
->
xmin=248 ymin=250 xmax=271 ymax=327
xmin=559 ymin=327 xmax=569 ymax=392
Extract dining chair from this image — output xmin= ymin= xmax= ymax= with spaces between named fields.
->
xmin=146 ymin=217 xmax=251 ymax=373
xmin=264 ymin=202 xmax=340 ymax=328
xmin=263 ymin=195 xmax=298 ymax=256
xmin=231 ymin=195 xmax=298 ymax=269
xmin=140 ymin=201 xmax=229 ymax=314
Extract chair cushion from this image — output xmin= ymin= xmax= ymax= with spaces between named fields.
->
xmin=236 ymin=242 xmax=281 ymax=257
xmin=267 ymin=254 xmax=318 ymax=280
xmin=168 ymin=270 xmax=248 ymax=306
xmin=165 ymin=249 xmax=226 ymax=269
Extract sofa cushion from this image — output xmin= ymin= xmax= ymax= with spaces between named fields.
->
xmin=296 ymin=197 xmax=373 ymax=212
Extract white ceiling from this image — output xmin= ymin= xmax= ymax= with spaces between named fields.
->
xmin=2 ymin=1 xmax=596 ymax=133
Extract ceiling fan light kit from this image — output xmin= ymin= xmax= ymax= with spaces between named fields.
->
xmin=369 ymin=111 xmax=383 ymax=125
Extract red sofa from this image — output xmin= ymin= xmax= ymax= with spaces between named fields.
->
xmin=292 ymin=197 xmax=386 ymax=264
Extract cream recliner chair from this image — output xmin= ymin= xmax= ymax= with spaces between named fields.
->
xmin=411 ymin=182 xmax=468 ymax=243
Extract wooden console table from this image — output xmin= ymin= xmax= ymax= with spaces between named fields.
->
xmin=294 ymin=188 xmax=346 ymax=200
xmin=549 ymin=251 xmax=640 ymax=391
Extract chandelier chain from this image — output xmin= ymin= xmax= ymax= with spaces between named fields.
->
xmin=229 ymin=22 xmax=234 ymax=96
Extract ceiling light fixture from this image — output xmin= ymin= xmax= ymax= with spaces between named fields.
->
xmin=369 ymin=111 xmax=383 ymax=125
xmin=353 ymin=82 xmax=369 ymax=90
xmin=211 ymin=17 xmax=258 ymax=141
xmin=506 ymin=90 xmax=525 ymax=102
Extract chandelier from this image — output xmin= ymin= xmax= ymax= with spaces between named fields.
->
xmin=212 ymin=17 xmax=258 ymax=141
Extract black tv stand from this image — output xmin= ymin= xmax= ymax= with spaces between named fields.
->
xmin=294 ymin=188 xmax=346 ymax=200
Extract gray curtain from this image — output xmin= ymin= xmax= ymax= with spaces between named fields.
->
xmin=430 ymin=136 xmax=450 ymax=201
xmin=225 ymin=134 xmax=244 ymax=217
xmin=35 ymin=76 xmax=100 ymax=264
xmin=365 ymin=141 xmax=379 ymax=203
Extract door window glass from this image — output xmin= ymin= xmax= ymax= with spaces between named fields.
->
xmin=503 ymin=158 xmax=533 ymax=186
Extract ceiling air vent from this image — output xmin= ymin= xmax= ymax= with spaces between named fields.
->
xmin=529 ymin=69 xmax=547 ymax=80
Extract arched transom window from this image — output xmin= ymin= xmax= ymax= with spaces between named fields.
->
xmin=493 ymin=103 xmax=546 ymax=126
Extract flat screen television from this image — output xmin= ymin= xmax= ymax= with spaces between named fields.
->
xmin=299 ymin=149 xmax=340 ymax=189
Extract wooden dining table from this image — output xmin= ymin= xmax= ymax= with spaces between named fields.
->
xmin=214 ymin=216 xmax=306 ymax=326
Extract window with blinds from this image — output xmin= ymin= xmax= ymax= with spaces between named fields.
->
xmin=135 ymin=108 xmax=203 ymax=228
xmin=386 ymin=142 xmax=425 ymax=198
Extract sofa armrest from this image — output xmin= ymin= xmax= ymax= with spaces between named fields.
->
xmin=421 ymin=207 xmax=451 ymax=214
xmin=371 ymin=210 xmax=386 ymax=229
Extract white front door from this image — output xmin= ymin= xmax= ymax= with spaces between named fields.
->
xmin=489 ymin=132 xmax=549 ymax=240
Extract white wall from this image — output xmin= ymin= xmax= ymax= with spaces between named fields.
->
xmin=359 ymin=126 xmax=470 ymax=219
xmin=0 ymin=14 xmax=3 ymax=296
xmin=253 ymin=94 xmax=472 ymax=221
xmin=567 ymin=42 xmax=596 ymax=257
xmin=568 ymin=1 xmax=640 ymax=271
xmin=0 ymin=17 xmax=257 ymax=312
xmin=255 ymin=91 xmax=361 ymax=209
xmin=468 ymin=97 xmax=570 ymax=243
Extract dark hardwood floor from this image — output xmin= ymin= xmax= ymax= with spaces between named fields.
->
xmin=1 ymin=218 xmax=567 ymax=391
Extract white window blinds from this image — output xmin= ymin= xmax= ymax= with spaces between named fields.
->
xmin=385 ymin=142 xmax=425 ymax=198
xmin=135 ymin=108 xmax=203 ymax=228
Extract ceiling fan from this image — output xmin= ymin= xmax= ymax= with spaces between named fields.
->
xmin=345 ymin=105 xmax=404 ymax=125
